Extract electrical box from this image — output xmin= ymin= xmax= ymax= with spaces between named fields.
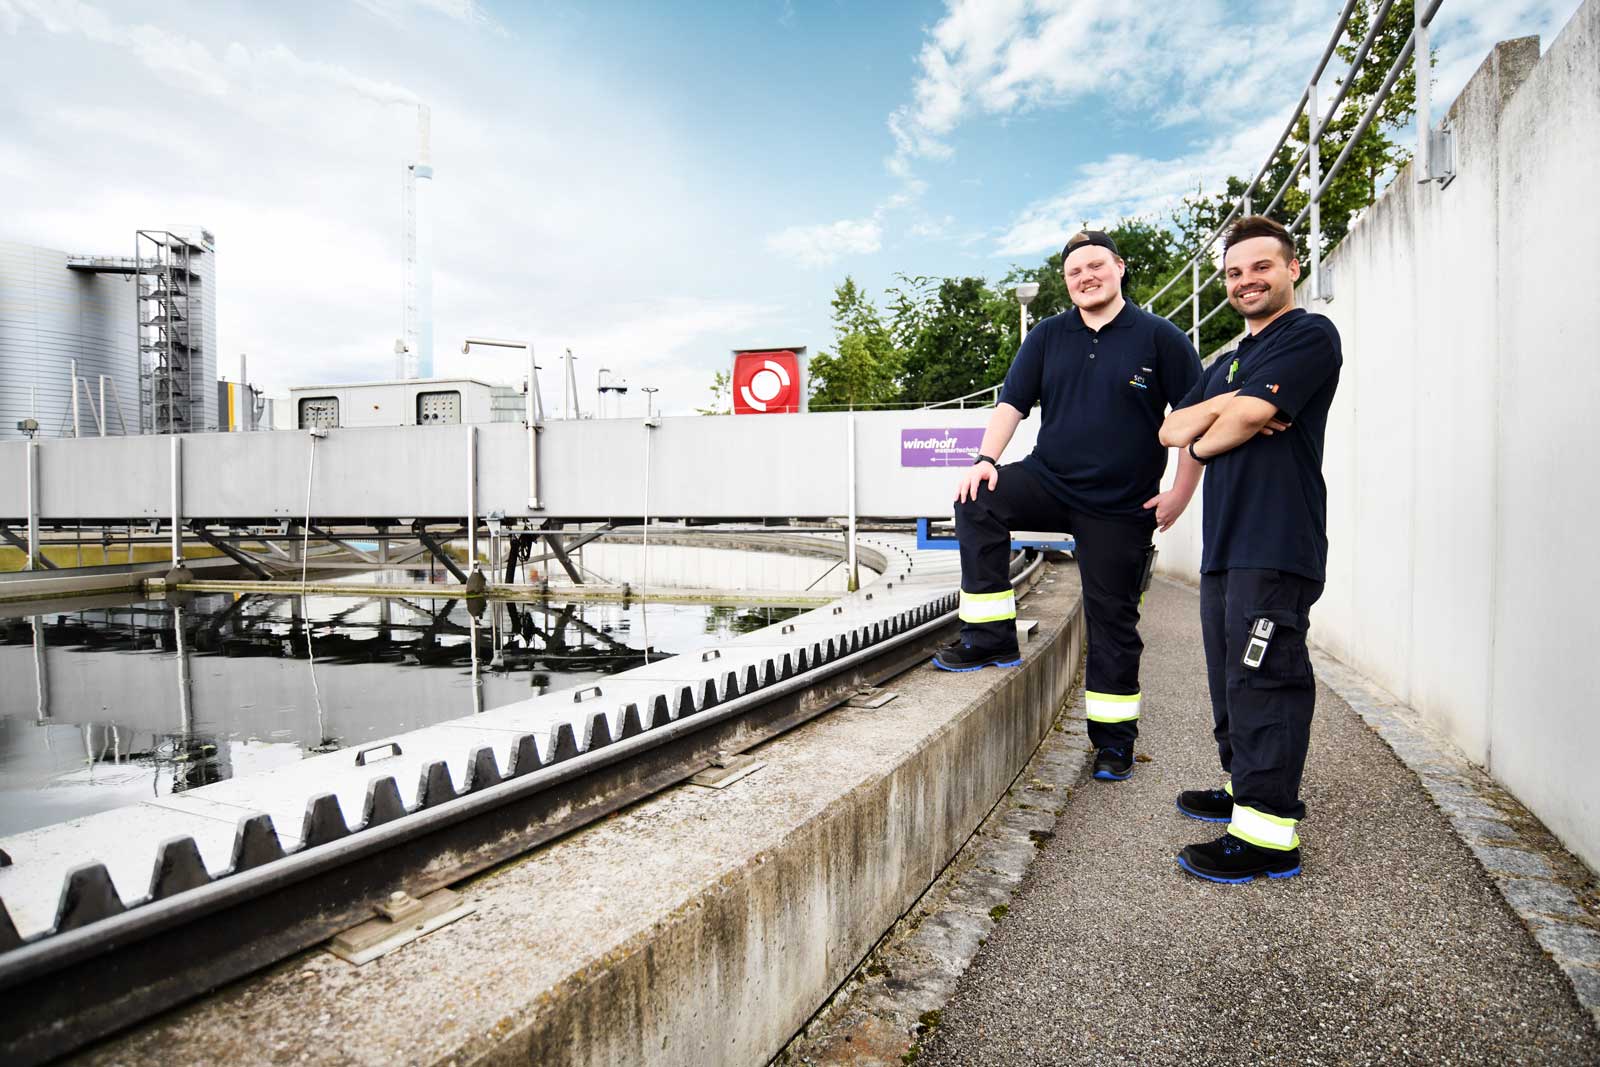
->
xmin=416 ymin=390 xmax=462 ymax=425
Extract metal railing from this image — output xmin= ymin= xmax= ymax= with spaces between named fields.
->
xmin=1149 ymin=0 xmax=1451 ymax=359
xmin=804 ymin=384 xmax=1002 ymax=413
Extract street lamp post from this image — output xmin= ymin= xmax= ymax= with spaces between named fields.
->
xmin=1015 ymin=282 xmax=1041 ymax=343
xmin=641 ymin=386 xmax=659 ymax=422
xmin=461 ymin=337 xmax=543 ymax=510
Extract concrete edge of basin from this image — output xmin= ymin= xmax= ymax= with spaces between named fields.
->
xmin=467 ymin=569 xmax=1085 ymax=1067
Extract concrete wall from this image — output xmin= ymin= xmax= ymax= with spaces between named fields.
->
xmin=1156 ymin=6 xmax=1600 ymax=871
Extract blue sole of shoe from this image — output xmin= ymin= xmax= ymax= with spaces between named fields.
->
xmin=1093 ymin=768 xmax=1133 ymax=781
xmin=1175 ymin=800 xmax=1231 ymax=823
xmin=931 ymin=657 xmax=1022 ymax=673
xmin=1176 ymin=856 xmax=1301 ymax=884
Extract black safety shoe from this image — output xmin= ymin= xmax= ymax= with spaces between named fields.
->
xmin=1177 ymin=833 xmax=1301 ymax=884
xmin=931 ymin=640 xmax=1022 ymax=672
xmin=1176 ymin=788 xmax=1232 ymax=823
xmin=1092 ymin=746 xmax=1134 ymax=781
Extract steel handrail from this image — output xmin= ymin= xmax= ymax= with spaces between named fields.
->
xmin=1143 ymin=0 xmax=1357 ymax=312
xmin=1152 ymin=0 xmax=1447 ymax=338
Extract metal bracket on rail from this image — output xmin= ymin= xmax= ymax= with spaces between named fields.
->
xmin=325 ymin=888 xmax=476 ymax=966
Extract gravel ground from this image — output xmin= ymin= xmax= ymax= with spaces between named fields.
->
xmin=918 ymin=577 xmax=1600 ymax=1067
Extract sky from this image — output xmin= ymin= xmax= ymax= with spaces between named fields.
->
xmin=0 ymin=0 xmax=1584 ymax=414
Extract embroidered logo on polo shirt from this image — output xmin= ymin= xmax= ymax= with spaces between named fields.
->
xmin=1227 ymin=358 xmax=1240 ymax=384
xmin=1128 ymin=374 xmax=1148 ymax=390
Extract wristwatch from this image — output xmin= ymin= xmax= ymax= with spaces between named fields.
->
xmin=1187 ymin=440 xmax=1210 ymax=466
xmin=974 ymin=454 xmax=998 ymax=467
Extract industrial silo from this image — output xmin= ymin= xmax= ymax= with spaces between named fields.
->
xmin=0 ymin=229 xmax=219 ymax=439
xmin=0 ymin=239 xmax=139 ymax=439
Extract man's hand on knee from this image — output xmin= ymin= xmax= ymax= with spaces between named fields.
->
xmin=954 ymin=460 xmax=999 ymax=503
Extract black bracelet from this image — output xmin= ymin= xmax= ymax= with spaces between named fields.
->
xmin=974 ymin=454 xmax=998 ymax=467
xmin=1187 ymin=440 xmax=1210 ymax=466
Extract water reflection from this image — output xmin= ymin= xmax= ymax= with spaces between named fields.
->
xmin=0 ymin=592 xmax=801 ymax=835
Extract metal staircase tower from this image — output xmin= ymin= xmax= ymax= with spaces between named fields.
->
xmin=135 ymin=230 xmax=203 ymax=435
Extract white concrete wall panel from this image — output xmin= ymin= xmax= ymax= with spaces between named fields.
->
xmin=1490 ymin=6 xmax=1600 ymax=870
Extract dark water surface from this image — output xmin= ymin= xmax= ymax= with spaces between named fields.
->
xmin=0 ymin=588 xmax=801 ymax=836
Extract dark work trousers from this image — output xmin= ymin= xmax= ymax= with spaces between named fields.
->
xmin=954 ymin=462 xmax=1155 ymax=750
xmin=1200 ymin=568 xmax=1324 ymax=828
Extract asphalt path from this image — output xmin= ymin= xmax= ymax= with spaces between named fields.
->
xmin=919 ymin=577 xmax=1600 ymax=1067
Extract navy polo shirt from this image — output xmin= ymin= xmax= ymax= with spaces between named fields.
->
xmin=1175 ymin=308 xmax=1343 ymax=581
xmin=999 ymin=301 xmax=1201 ymax=519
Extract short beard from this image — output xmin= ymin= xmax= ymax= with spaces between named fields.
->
xmin=1230 ymin=285 xmax=1291 ymax=321
xmin=1072 ymin=285 xmax=1119 ymax=313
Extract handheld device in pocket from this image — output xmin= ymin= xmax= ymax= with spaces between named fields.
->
xmin=1242 ymin=617 xmax=1275 ymax=670
xmin=1139 ymin=546 xmax=1158 ymax=593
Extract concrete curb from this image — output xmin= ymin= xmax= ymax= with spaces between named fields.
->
xmin=1311 ymin=650 xmax=1600 ymax=1029
xmin=777 ymin=649 xmax=1092 ymax=1066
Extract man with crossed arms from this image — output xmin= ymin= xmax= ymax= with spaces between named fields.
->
xmin=1160 ymin=214 xmax=1343 ymax=883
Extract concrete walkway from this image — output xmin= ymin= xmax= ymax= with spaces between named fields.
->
xmin=919 ymin=577 xmax=1600 ymax=1066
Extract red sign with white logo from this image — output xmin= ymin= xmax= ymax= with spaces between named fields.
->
xmin=732 ymin=350 xmax=801 ymax=414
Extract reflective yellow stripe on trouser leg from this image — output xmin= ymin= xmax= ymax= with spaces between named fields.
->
xmin=959 ymin=589 xmax=1016 ymax=624
xmin=1085 ymin=690 xmax=1141 ymax=723
xmin=1228 ymin=803 xmax=1300 ymax=850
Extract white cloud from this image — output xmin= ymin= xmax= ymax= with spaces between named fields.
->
xmin=980 ymin=0 xmax=1585 ymax=259
xmin=992 ymin=113 xmax=1283 ymax=257
xmin=886 ymin=0 xmax=1330 ymax=179
xmin=1 ymin=0 xmax=799 ymax=415
xmin=765 ymin=218 xmax=883 ymax=268
xmin=351 ymin=0 xmax=504 ymax=34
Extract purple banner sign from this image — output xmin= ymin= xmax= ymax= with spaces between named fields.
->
xmin=900 ymin=427 xmax=985 ymax=467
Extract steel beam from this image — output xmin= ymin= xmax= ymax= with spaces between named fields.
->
xmin=187 ymin=523 xmax=273 ymax=580
xmin=0 ymin=526 xmax=57 ymax=570
xmin=541 ymin=520 xmax=584 ymax=584
xmin=412 ymin=523 xmax=468 ymax=584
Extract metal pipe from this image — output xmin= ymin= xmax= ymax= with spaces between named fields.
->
xmin=70 ymin=359 xmax=80 ymax=438
xmin=170 ymin=436 xmax=182 ymax=564
xmin=98 ymin=377 xmax=106 ymax=437
xmin=846 ymin=416 xmax=858 ymax=592
xmin=466 ymin=425 xmax=478 ymax=576
xmin=1309 ymin=75 xmax=1323 ymax=301
xmin=461 ymin=337 xmax=542 ymax=510
xmin=1190 ymin=257 xmax=1201 ymax=349
xmin=1415 ymin=0 xmax=1431 ymax=182
xmin=26 ymin=440 xmax=40 ymax=571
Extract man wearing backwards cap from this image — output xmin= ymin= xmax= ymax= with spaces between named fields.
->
xmin=936 ymin=229 xmax=1203 ymax=784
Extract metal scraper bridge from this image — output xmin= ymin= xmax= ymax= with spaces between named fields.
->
xmin=0 ymin=412 xmax=1049 ymax=1062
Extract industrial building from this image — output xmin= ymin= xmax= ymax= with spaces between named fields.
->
xmin=0 ymin=230 xmax=218 ymax=440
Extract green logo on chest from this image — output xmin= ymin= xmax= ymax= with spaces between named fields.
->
xmin=1226 ymin=358 xmax=1239 ymax=384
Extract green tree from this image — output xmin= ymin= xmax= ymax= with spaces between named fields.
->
xmin=893 ymin=276 xmax=1005 ymax=405
xmin=696 ymin=368 xmax=731 ymax=415
xmin=808 ymin=277 xmax=902 ymax=410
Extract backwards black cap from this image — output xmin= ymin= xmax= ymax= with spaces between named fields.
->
xmin=1062 ymin=230 xmax=1120 ymax=260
